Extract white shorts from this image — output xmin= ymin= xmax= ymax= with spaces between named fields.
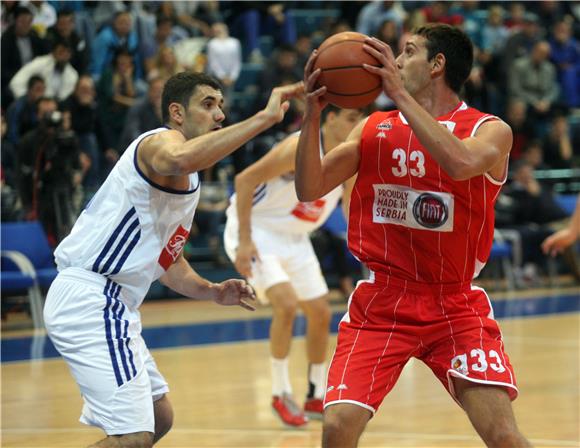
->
xmin=43 ymin=268 xmax=169 ymax=435
xmin=224 ymin=221 xmax=328 ymax=303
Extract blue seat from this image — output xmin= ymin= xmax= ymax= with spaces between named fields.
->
xmin=488 ymin=231 xmax=516 ymax=290
xmin=555 ymin=194 xmax=578 ymax=216
xmin=1 ymin=221 xmax=58 ymax=328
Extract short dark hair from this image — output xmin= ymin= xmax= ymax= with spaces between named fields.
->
xmin=14 ymin=6 xmax=33 ymax=19
xmin=414 ymin=24 xmax=473 ymax=94
xmin=27 ymin=75 xmax=45 ymax=90
xmin=321 ymin=105 xmax=341 ymax=123
xmin=161 ymin=71 xmax=222 ymax=123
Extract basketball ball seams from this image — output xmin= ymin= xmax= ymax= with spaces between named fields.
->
xmin=320 ymin=64 xmax=382 ymax=72
xmin=325 ymin=85 xmax=382 ymax=96
xmin=317 ymin=38 xmax=367 ymax=55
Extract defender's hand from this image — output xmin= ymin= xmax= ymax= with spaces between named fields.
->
xmin=213 ymin=279 xmax=257 ymax=311
xmin=263 ymin=82 xmax=304 ymax=124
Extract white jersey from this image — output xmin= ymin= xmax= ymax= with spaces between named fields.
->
xmin=226 ymin=133 xmax=343 ymax=234
xmin=54 ymin=127 xmax=200 ymax=308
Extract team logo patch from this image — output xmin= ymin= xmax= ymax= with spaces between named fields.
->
xmin=158 ymin=225 xmax=189 ymax=270
xmin=451 ymin=354 xmax=468 ymax=375
xmin=372 ymin=184 xmax=454 ymax=232
xmin=376 ymin=119 xmax=393 ymax=130
xmin=412 ymin=193 xmax=449 ymax=229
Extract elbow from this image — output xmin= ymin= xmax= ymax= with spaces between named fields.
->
xmin=295 ymin=185 xmax=317 ymax=202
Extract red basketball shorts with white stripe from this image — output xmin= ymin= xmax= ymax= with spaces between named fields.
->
xmin=325 ymin=276 xmax=518 ymax=414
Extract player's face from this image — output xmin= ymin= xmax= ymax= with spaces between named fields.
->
xmin=182 ymin=85 xmax=225 ymax=139
xmin=395 ymin=36 xmax=432 ymax=96
xmin=330 ymin=109 xmax=365 ymax=142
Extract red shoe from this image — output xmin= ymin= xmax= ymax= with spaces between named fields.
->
xmin=304 ymin=397 xmax=324 ymax=420
xmin=272 ymin=395 xmax=308 ymax=427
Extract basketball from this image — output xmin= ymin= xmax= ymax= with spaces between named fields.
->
xmin=313 ymin=31 xmax=382 ymax=109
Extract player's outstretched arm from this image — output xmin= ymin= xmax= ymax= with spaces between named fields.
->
xmin=296 ymin=50 xmax=362 ymax=201
xmin=542 ymin=195 xmax=580 ymax=257
xmin=159 ymin=255 xmax=256 ymax=311
xmin=142 ymin=82 xmax=303 ymax=176
xmin=233 ymin=134 xmax=298 ymax=278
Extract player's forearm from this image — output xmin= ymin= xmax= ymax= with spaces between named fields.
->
xmin=160 ymin=256 xmax=218 ymax=300
xmin=164 ymin=111 xmax=275 ymax=175
xmin=234 ymin=174 xmax=255 ymax=243
xmin=295 ymin=113 xmax=324 ymax=201
xmin=392 ymin=91 xmax=481 ymax=180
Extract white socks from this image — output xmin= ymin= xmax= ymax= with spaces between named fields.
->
xmin=271 ymin=357 xmax=292 ymax=397
xmin=308 ymin=362 xmax=327 ymax=399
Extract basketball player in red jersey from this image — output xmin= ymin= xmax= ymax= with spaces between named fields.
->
xmin=296 ymin=24 xmax=531 ymax=447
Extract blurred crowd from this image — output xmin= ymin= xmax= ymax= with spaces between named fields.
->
xmin=1 ymin=0 xmax=578 ymax=283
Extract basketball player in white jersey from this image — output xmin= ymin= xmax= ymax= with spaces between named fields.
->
xmin=43 ymin=72 xmax=303 ymax=448
xmin=224 ymin=105 xmax=364 ymax=426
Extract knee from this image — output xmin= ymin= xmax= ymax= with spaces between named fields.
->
xmin=306 ymin=299 xmax=332 ymax=327
xmin=154 ymin=396 xmax=174 ymax=442
xmin=273 ymin=301 xmax=297 ymax=324
xmin=322 ymin=412 xmax=348 ymax=442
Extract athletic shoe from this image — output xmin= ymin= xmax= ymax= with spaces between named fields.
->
xmin=272 ymin=395 xmax=308 ymax=427
xmin=304 ymin=397 xmax=324 ymax=420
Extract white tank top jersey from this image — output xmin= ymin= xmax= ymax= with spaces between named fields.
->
xmin=54 ymin=127 xmax=201 ymax=308
xmin=226 ymin=132 xmax=344 ymax=234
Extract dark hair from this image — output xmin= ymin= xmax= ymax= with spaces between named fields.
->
xmin=57 ymin=9 xmax=74 ymax=19
xmin=14 ymin=6 xmax=33 ymax=19
xmin=35 ymin=96 xmax=58 ymax=112
xmin=321 ymin=105 xmax=341 ymax=123
xmin=162 ymin=72 xmax=222 ymax=123
xmin=27 ymin=75 xmax=45 ymax=90
xmin=414 ymin=24 xmax=473 ymax=93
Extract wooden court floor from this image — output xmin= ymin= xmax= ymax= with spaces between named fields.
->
xmin=2 ymin=286 xmax=579 ymax=447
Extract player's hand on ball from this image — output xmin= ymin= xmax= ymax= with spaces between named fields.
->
xmin=362 ymin=37 xmax=404 ymax=99
xmin=213 ymin=279 xmax=256 ymax=311
xmin=263 ymin=81 xmax=304 ymax=124
xmin=304 ymin=50 xmax=328 ymax=115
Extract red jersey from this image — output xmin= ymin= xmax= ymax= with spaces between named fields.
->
xmin=348 ymin=101 xmax=507 ymax=285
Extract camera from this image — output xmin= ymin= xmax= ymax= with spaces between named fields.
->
xmin=42 ymin=111 xmax=63 ymax=128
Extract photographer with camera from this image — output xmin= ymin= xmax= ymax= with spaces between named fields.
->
xmin=16 ymin=97 xmax=84 ymax=245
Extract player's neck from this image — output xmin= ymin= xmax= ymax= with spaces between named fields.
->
xmin=413 ymin=86 xmax=461 ymax=118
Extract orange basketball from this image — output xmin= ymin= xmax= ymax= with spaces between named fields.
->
xmin=313 ymin=31 xmax=382 ymax=109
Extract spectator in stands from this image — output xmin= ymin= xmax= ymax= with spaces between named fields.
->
xmin=257 ymin=45 xmax=302 ymax=110
xmin=549 ymin=19 xmax=580 ymax=109
xmin=501 ymin=160 xmax=570 ymax=284
xmin=479 ymin=5 xmax=509 ymax=85
xmin=90 ymin=10 xmax=142 ymax=81
xmin=9 ymin=40 xmax=78 ymax=102
xmin=1 ymin=113 xmax=17 ymax=189
xmin=119 ymin=77 xmax=164 ymax=150
xmin=422 ymin=1 xmax=463 ymax=26
xmin=5 ymin=75 xmax=45 ymax=145
xmin=147 ymin=45 xmax=184 ymax=81
xmin=542 ymin=114 xmax=574 ymax=169
xmin=17 ymin=96 xmax=84 ymax=242
xmin=143 ymin=16 xmax=188 ymax=74
xmin=295 ymin=33 xmax=313 ymax=71
xmin=399 ymin=9 xmax=426 ymax=53
xmin=1 ymin=6 xmax=46 ymax=108
xmin=45 ymin=9 xmax=89 ymax=74
xmin=521 ymin=139 xmax=549 ymax=170
xmin=96 ymin=48 xmax=138 ymax=165
xmin=504 ymin=99 xmax=535 ymax=161
xmin=60 ymin=75 xmax=101 ymax=193
xmin=227 ymin=2 xmax=297 ymax=63
xmin=374 ymin=19 xmax=400 ymax=55
xmin=165 ymin=0 xmax=218 ymax=37
xmin=501 ymin=12 xmax=540 ymax=85
xmin=1 ymin=112 xmax=24 ymax=221
xmin=206 ymin=22 xmax=242 ymax=107
xmin=509 ymin=41 xmax=559 ymax=127
xmin=356 ymin=1 xmax=406 ymax=37
xmin=505 ymin=3 xmax=526 ymax=32
xmin=1 ymin=0 xmax=19 ymax=32
xmin=25 ymin=0 xmax=57 ymax=37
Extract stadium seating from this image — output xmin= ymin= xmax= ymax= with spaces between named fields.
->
xmin=1 ymin=221 xmax=58 ymax=328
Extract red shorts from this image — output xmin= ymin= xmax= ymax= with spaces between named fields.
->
xmin=325 ymin=274 xmax=518 ymax=414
